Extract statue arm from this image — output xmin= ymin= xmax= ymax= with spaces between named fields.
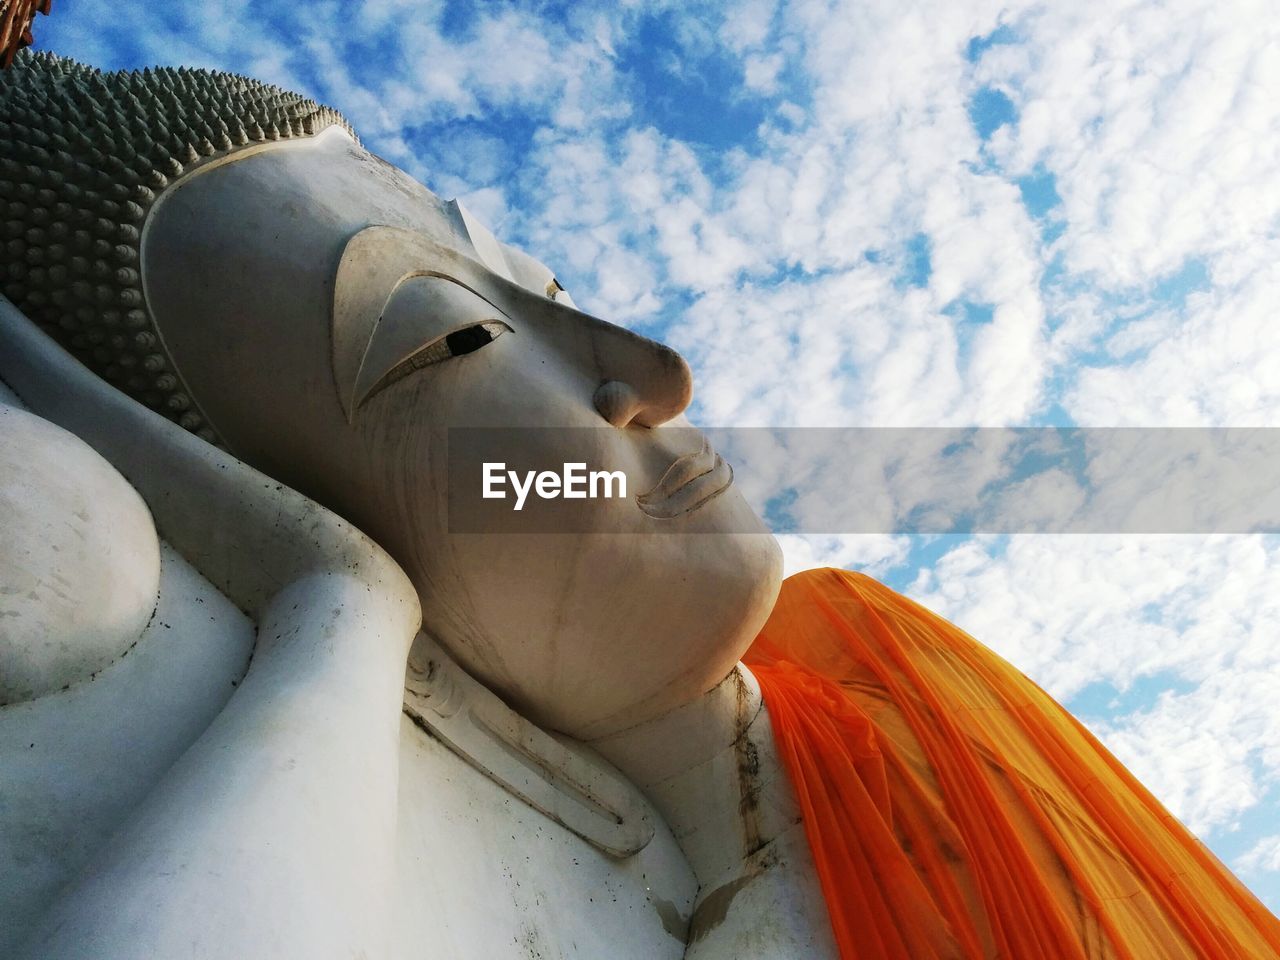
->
xmin=0 ymin=296 xmax=422 ymax=960
xmin=20 ymin=570 xmax=417 ymax=960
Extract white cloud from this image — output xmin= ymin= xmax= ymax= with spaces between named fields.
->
xmin=743 ymin=52 xmax=784 ymax=93
xmin=975 ymin=1 xmax=1280 ymax=425
xmin=1067 ymin=243 xmax=1280 ymax=425
xmin=719 ymin=0 xmax=779 ymax=53
xmin=1094 ymin=668 xmax=1280 ymax=834
xmin=1239 ymin=835 xmax=1280 ymax=874
xmin=985 ymin=1 xmax=1280 ymax=287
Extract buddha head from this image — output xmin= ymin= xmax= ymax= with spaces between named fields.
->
xmin=0 ymin=52 xmax=782 ymax=739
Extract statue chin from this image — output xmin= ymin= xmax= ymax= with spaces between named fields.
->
xmin=422 ymin=515 xmax=784 ymax=738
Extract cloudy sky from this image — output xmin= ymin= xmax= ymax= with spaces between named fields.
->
xmin=37 ymin=0 xmax=1280 ymax=910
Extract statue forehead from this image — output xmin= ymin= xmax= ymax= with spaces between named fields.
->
xmin=149 ymin=127 xmax=563 ymax=301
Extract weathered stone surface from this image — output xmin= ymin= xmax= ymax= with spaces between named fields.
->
xmin=0 ymin=402 xmax=159 ymax=704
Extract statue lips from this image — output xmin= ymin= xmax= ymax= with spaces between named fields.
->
xmin=636 ymin=436 xmax=735 ymax=519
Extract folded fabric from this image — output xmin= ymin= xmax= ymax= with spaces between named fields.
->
xmin=745 ymin=568 xmax=1280 ymax=959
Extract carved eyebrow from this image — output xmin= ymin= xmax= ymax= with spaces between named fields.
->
xmin=332 ymin=224 xmax=496 ymax=421
xmin=331 ymin=223 xmax=566 ymax=418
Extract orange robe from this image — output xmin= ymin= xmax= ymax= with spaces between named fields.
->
xmin=744 ymin=568 xmax=1280 ymax=959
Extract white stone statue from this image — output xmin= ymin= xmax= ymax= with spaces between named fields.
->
xmin=0 ymin=52 xmax=836 ymax=958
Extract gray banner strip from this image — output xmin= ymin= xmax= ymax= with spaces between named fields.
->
xmin=446 ymin=428 xmax=1280 ymax=533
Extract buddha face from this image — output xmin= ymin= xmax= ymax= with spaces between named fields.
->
xmin=140 ymin=129 xmax=782 ymax=738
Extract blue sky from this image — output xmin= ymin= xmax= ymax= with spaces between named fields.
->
xmin=37 ymin=0 xmax=1280 ymax=910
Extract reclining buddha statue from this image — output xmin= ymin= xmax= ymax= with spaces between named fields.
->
xmin=1 ymin=51 xmax=1278 ymax=959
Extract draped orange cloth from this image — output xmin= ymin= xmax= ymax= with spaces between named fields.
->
xmin=743 ymin=568 xmax=1280 ymax=960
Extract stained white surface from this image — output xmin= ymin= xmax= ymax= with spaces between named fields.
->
xmin=0 ymin=403 xmax=161 ymax=704
xmin=0 ymin=540 xmax=255 ymax=956
xmin=393 ymin=713 xmax=695 ymax=960
xmin=596 ymin=667 xmax=839 ymax=959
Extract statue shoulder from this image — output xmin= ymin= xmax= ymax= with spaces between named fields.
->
xmin=0 ymin=401 xmax=160 ymax=705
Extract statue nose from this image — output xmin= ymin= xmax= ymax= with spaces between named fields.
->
xmin=592 ymin=345 xmax=692 ymax=428
xmin=593 ymin=380 xmax=643 ymax=427
xmin=574 ymin=309 xmax=694 ymax=427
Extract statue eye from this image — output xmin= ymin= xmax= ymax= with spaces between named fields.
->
xmin=348 ymin=274 xmax=514 ymax=411
xmin=445 ymin=321 xmax=507 ymax=357
xmin=363 ymin=319 xmax=510 ymax=403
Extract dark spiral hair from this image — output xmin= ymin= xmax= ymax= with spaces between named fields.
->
xmin=0 ymin=50 xmax=354 ymax=441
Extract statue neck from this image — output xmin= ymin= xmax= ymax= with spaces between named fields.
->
xmin=589 ymin=664 xmax=800 ymax=888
